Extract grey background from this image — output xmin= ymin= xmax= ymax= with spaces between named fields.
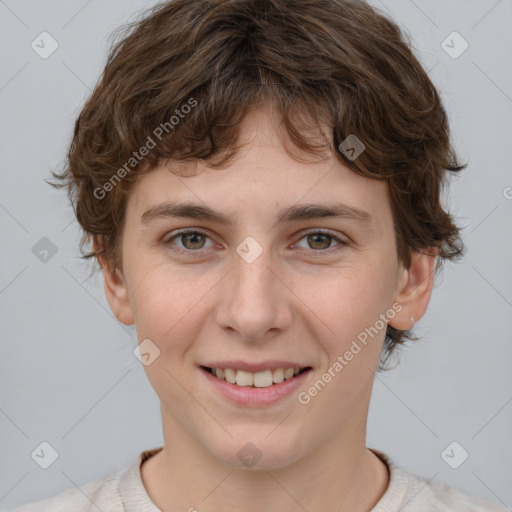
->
xmin=1 ymin=0 xmax=511 ymax=509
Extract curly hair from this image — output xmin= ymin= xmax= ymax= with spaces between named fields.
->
xmin=50 ymin=0 xmax=466 ymax=368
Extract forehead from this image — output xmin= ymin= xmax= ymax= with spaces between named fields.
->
xmin=125 ymin=106 xmax=391 ymax=228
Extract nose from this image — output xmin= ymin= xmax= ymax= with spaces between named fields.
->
xmin=215 ymin=243 xmax=293 ymax=343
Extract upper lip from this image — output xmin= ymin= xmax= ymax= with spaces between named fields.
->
xmin=200 ymin=360 xmax=311 ymax=373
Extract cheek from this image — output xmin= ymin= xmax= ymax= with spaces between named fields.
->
xmin=128 ymin=263 xmax=217 ymax=347
xmin=327 ymin=262 xmax=394 ymax=324
xmin=127 ymin=266 xmax=212 ymax=402
xmin=292 ymin=269 xmax=394 ymax=431
xmin=308 ymin=259 xmax=397 ymax=364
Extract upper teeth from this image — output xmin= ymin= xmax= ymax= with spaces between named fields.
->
xmin=211 ymin=367 xmax=302 ymax=387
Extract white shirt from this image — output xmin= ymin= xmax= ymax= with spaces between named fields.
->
xmin=11 ymin=446 xmax=508 ymax=511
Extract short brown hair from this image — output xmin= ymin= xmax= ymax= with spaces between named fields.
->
xmin=50 ymin=0 xmax=466 ymax=367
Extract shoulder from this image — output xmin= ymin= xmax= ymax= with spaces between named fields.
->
xmin=407 ymin=471 xmax=508 ymax=512
xmin=370 ymin=448 xmax=508 ymax=512
xmin=9 ymin=470 xmax=123 ymax=512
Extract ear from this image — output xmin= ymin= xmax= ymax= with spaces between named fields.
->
xmin=388 ymin=249 xmax=438 ymax=330
xmin=93 ymin=237 xmax=135 ymax=326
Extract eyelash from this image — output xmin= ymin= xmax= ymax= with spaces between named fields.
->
xmin=163 ymin=228 xmax=347 ymax=257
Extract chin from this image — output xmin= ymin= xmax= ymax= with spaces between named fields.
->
xmin=208 ymin=433 xmax=308 ymax=471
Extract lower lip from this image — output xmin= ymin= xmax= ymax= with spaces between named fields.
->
xmin=200 ymin=367 xmax=312 ymax=406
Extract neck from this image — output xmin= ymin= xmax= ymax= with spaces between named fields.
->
xmin=141 ymin=415 xmax=389 ymax=512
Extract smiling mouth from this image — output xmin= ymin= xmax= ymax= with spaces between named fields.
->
xmin=200 ymin=366 xmax=312 ymax=388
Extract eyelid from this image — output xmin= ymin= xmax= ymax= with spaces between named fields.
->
xmin=297 ymin=227 xmax=347 ymax=242
xmin=163 ymin=227 xmax=211 ymax=243
xmin=292 ymin=228 xmax=347 ymax=251
xmin=163 ymin=228 xmax=216 ymax=250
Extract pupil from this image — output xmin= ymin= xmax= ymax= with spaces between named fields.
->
xmin=309 ymin=234 xmax=330 ymax=250
xmin=183 ymin=233 xmax=204 ymax=249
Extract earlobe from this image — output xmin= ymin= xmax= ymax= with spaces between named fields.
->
xmin=93 ymin=238 xmax=135 ymax=326
xmin=388 ymin=250 xmax=437 ymax=331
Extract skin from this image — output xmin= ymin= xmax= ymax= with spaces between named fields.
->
xmin=96 ymin=104 xmax=437 ymax=512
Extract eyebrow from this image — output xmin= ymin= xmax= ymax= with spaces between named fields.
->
xmin=140 ymin=201 xmax=373 ymax=226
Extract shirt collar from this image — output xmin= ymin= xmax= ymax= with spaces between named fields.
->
xmin=118 ymin=445 xmax=164 ymax=512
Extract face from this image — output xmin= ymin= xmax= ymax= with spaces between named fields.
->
xmin=100 ymin=106 xmax=435 ymax=470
